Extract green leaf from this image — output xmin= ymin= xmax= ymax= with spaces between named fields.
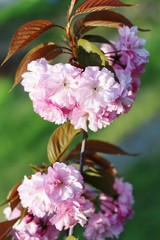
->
xmin=11 ymin=42 xmax=63 ymax=91
xmin=2 ymin=19 xmax=56 ymax=65
xmin=82 ymin=10 xmax=133 ymax=29
xmin=77 ymin=39 xmax=109 ymax=67
xmin=84 ymin=168 xmax=117 ymax=196
xmin=77 ymin=47 xmax=102 ymax=67
xmin=47 ymin=122 xmax=82 ymax=163
xmin=65 ymin=236 xmax=79 ymax=240
xmin=82 ymin=34 xmax=113 ymax=44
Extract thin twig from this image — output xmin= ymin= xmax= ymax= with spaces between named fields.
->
xmin=79 ymin=130 xmax=88 ymax=174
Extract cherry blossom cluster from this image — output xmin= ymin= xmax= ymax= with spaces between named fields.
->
xmin=84 ymin=178 xmax=134 ymax=240
xmin=4 ymin=208 xmax=59 ymax=240
xmin=101 ymin=26 xmax=149 ymax=112
xmin=4 ymin=162 xmax=134 ymax=240
xmin=6 ymin=162 xmax=94 ymax=239
xmin=21 ymin=26 xmax=149 ymax=132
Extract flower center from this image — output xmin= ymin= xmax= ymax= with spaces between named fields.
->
xmin=93 ymin=86 xmax=99 ymax=92
xmin=63 ymin=80 xmax=69 ymax=88
xmin=53 ymin=179 xmax=62 ymax=187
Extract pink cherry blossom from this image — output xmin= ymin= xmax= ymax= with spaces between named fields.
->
xmin=70 ymin=103 xmax=118 ymax=132
xmin=100 ymin=194 xmax=118 ymax=216
xmin=84 ymin=177 xmax=134 ymax=239
xmin=44 ymin=162 xmax=83 ymax=201
xmin=114 ymin=178 xmax=134 ymax=205
xmin=69 ymin=66 xmax=122 ymax=131
xmin=76 ymin=66 xmax=121 ymax=110
xmin=50 ymin=197 xmax=94 ymax=231
xmin=21 ymin=59 xmax=82 ymax=124
xmin=12 ymin=214 xmax=59 ymax=240
xmin=117 ymin=26 xmax=149 ymax=73
xmin=13 ymin=231 xmax=39 ymax=240
xmin=33 ymin=100 xmax=68 ymax=125
xmin=21 ymin=58 xmax=52 ymax=101
xmin=84 ymin=213 xmax=112 ymax=240
xmin=69 ymin=105 xmax=89 ymax=131
xmin=114 ymin=178 xmax=134 ymax=219
xmin=3 ymin=205 xmax=21 ymax=221
xmin=21 ymin=59 xmax=126 ymax=132
xmin=47 ymin=63 xmax=81 ymax=109
xmin=101 ymin=26 xmax=149 ymax=75
xmin=88 ymin=106 xmax=118 ymax=132
xmin=101 ymin=26 xmax=149 ymax=118
xmin=18 ymin=172 xmax=53 ymax=218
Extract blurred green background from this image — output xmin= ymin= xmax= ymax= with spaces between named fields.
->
xmin=0 ymin=0 xmax=160 ymax=239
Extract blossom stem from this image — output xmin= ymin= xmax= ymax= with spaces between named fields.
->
xmin=79 ymin=130 xmax=88 ymax=174
xmin=69 ymin=226 xmax=74 ymax=236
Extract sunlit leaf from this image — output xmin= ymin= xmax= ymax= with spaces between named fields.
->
xmin=83 ymin=10 xmax=133 ymax=28
xmin=2 ymin=19 xmax=56 ymax=64
xmin=47 ymin=122 xmax=82 ymax=163
xmin=77 ymin=39 xmax=109 ymax=67
xmin=75 ymin=0 xmax=132 ymax=16
xmin=0 ymin=218 xmax=19 ymax=240
xmin=11 ymin=42 xmax=63 ymax=90
xmin=65 ymin=236 xmax=79 ymax=240
xmin=84 ymin=168 xmax=117 ymax=196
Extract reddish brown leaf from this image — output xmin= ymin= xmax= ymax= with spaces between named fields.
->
xmin=0 ymin=218 xmax=19 ymax=240
xmin=5 ymin=182 xmax=21 ymax=211
xmin=73 ymin=18 xmax=96 ymax=39
xmin=0 ymin=182 xmax=21 ymax=209
xmin=10 ymin=196 xmax=21 ymax=211
xmin=85 ymin=152 xmax=118 ymax=176
xmin=75 ymin=140 xmax=137 ymax=156
xmin=75 ymin=0 xmax=132 ymax=16
xmin=64 ymin=149 xmax=118 ymax=176
xmin=47 ymin=122 xmax=82 ymax=164
xmin=84 ymin=168 xmax=117 ymax=196
xmin=11 ymin=42 xmax=63 ymax=90
xmin=67 ymin=0 xmax=79 ymax=20
xmin=2 ymin=19 xmax=56 ymax=65
xmin=83 ymin=10 xmax=133 ymax=29
xmin=7 ymin=182 xmax=21 ymax=203
xmin=73 ymin=18 xmax=84 ymax=38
